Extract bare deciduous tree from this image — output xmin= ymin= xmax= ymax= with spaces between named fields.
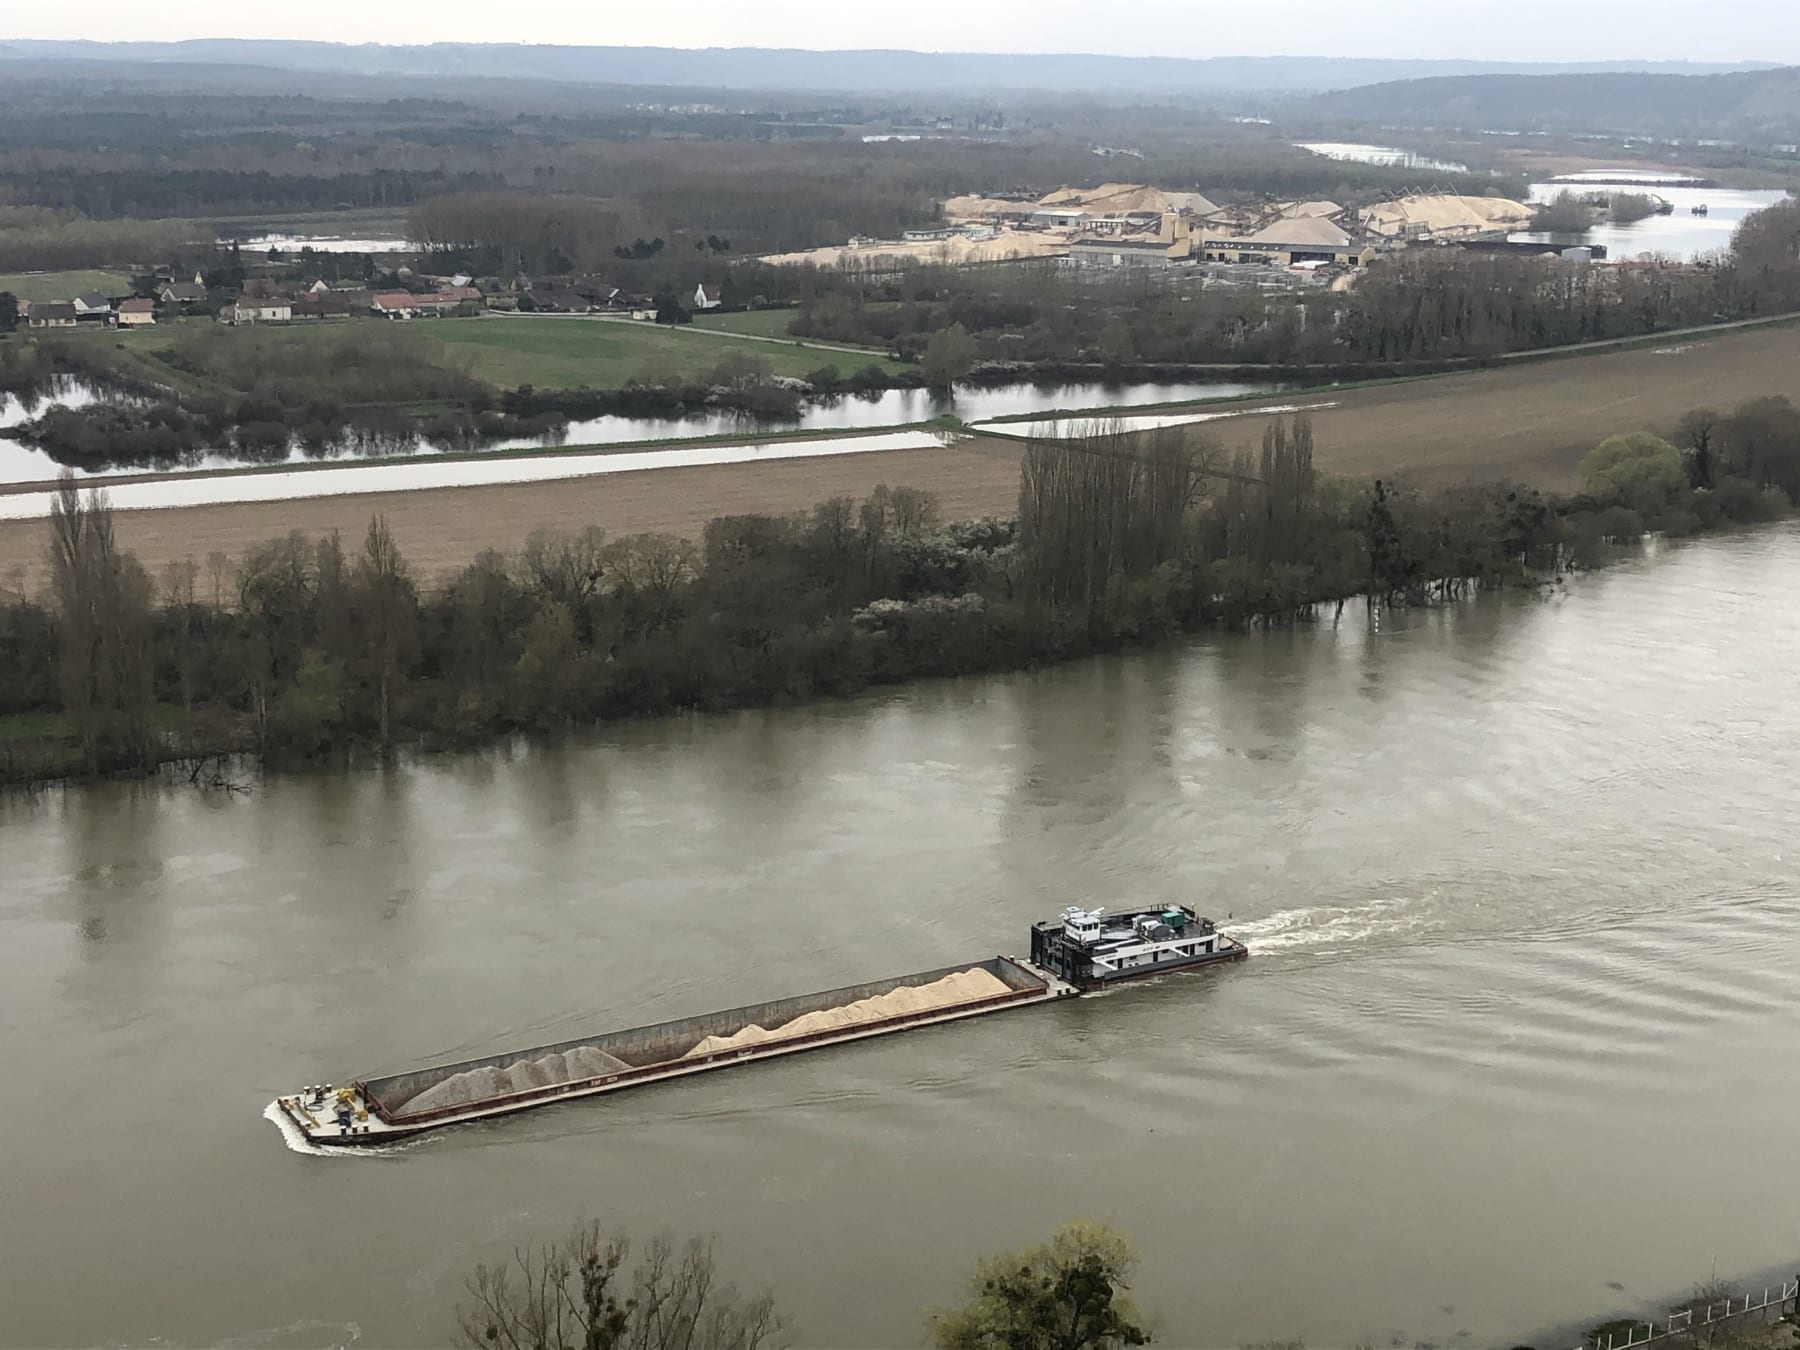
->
xmin=519 ymin=527 xmax=609 ymax=617
xmin=352 ymin=516 xmax=418 ymax=750
xmin=47 ymin=473 xmax=154 ymax=773
xmin=453 ymin=1222 xmax=785 ymax=1350
xmin=1017 ymin=421 xmax=1212 ymax=616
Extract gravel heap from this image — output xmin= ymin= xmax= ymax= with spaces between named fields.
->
xmin=684 ymin=968 xmax=1010 ymax=1059
xmin=400 ymin=1044 xmax=631 ymax=1115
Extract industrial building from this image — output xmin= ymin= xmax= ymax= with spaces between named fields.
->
xmin=1196 ymin=216 xmax=1366 ymax=267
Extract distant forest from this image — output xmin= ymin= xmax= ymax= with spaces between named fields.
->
xmin=0 ymin=73 xmax=1519 ymax=257
xmin=1304 ymin=65 xmax=1800 ymax=140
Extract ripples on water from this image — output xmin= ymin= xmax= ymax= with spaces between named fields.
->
xmin=2 ymin=526 xmax=1799 ymax=1348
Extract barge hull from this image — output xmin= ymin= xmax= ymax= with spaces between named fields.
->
xmin=1073 ymin=939 xmax=1247 ymax=989
xmin=288 ymin=956 xmax=1072 ymax=1146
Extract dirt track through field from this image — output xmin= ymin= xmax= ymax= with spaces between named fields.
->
xmin=1 ymin=325 xmax=1794 ymax=593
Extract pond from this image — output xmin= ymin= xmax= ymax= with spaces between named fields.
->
xmin=1297 ymin=141 xmax=1470 ymax=173
xmin=1512 ymin=180 xmax=1792 ymax=260
xmin=224 ymin=232 xmax=415 ymax=254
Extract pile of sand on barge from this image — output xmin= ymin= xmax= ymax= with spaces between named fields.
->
xmin=683 ymin=967 xmax=1010 ymax=1058
xmin=399 ymin=1045 xmax=632 ymax=1115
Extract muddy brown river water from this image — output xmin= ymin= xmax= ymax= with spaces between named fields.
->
xmin=4 ymin=525 xmax=1799 ymax=1348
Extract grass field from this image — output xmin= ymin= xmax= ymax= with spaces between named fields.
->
xmin=22 ymin=313 xmax=905 ymax=399
xmin=0 ymin=270 xmax=133 ymax=303
xmin=3 ymin=321 xmax=1795 ymax=591
xmin=691 ymin=309 xmax=801 ymax=338
xmin=426 ymin=316 xmax=906 ymax=387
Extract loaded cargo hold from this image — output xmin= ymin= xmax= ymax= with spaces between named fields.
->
xmin=278 ymin=956 xmax=1076 ymax=1146
xmin=275 ymin=909 xmax=1244 ymax=1149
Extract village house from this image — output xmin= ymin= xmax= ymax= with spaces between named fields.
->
xmin=27 ymin=302 xmax=77 ymax=329
xmin=693 ymin=283 xmax=722 ymax=310
xmin=572 ymin=277 xmax=621 ymax=307
xmin=72 ymin=292 xmax=115 ymax=322
xmin=291 ymin=293 xmax=354 ymax=319
xmin=159 ymin=280 xmax=207 ymax=305
xmin=115 ymin=297 xmax=156 ymax=327
xmin=372 ymin=291 xmax=462 ymax=318
xmin=525 ymin=287 xmax=587 ymax=313
xmin=227 ymin=296 xmax=293 ymax=323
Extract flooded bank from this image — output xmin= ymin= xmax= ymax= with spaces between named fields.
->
xmin=1297 ymin=140 xmax=1470 ymax=172
xmin=0 ymin=430 xmax=951 ymax=517
xmin=0 ymin=377 xmax=1275 ymax=485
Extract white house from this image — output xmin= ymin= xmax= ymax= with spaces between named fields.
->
xmin=228 ymin=299 xmax=292 ymax=324
xmin=693 ymin=283 xmax=722 ymax=310
xmin=72 ymin=292 xmax=114 ymax=318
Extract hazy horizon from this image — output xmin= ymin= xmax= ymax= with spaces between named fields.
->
xmin=3 ymin=1 xmax=1791 ymax=65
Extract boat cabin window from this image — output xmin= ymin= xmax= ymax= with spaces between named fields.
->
xmin=1062 ymin=907 xmax=1104 ymax=944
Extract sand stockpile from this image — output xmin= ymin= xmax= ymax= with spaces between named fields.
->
xmin=1360 ymin=193 xmax=1533 ymax=240
xmin=684 ymin=968 xmax=1012 ymax=1059
xmin=942 ymin=195 xmax=1031 ymax=220
xmin=400 ymin=1044 xmax=630 ymax=1115
xmin=760 ymin=228 xmax=1067 ymax=270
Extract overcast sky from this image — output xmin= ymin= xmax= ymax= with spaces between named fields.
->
xmin=6 ymin=1 xmax=1792 ymax=64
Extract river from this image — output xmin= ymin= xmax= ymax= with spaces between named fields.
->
xmin=5 ymin=526 xmax=1800 ymax=1348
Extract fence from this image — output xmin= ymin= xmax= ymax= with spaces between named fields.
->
xmin=1577 ymin=1278 xmax=1798 ymax=1350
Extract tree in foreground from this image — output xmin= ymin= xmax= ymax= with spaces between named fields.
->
xmin=927 ymin=1220 xmax=1151 ymax=1350
xmin=453 ymin=1220 xmax=785 ymax=1350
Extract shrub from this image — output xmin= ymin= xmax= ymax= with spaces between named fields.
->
xmin=1580 ymin=432 xmax=1684 ymax=515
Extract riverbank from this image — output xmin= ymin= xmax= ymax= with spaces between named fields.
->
xmin=8 ymin=388 xmax=1797 ymax=788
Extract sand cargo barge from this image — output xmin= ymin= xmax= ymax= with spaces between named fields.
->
xmin=278 ymin=906 xmax=1244 ymax=1148
xmin=278 ymin=956 xmax=1076 ymax=1147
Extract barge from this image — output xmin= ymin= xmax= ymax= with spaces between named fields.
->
xmin=278 ymin=910 xmax=1242 ymax=1148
